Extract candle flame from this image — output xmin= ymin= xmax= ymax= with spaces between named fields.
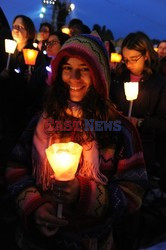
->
xmin=46 ymin=142 xmax=83 ymax=181
xmin=23 ymin=49 xmax=39 ymax=65
xmin=5 ymin=39 xmax=17 ymax=54
xmin=124 ymin=82 xmax=139 ymax=101
xmin=110 ymin=53 xmax=122 ymax=63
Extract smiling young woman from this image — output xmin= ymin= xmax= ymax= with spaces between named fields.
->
xmin=5 ymin=32 xmax=147 ymax=250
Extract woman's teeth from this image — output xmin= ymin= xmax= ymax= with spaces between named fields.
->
xmin=70 ymin=86 xmax=83 ymax=90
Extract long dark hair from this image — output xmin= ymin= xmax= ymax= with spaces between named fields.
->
xmin=44 ymin=58 xmax=119 ymax=149
xmin=118 ymin=31 xmax=159 ymax=78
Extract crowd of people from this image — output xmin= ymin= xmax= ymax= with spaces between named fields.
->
xmin=0 ymin=10 xmax=166 ymax=250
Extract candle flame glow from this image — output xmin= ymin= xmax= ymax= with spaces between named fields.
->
xmin=46 ymin=142 xmax=83 ymax=181
xmin=5 ymin=39 xmax=17 ymax=54
xmin=124 ymin=82 xmax=139 ymax=101
xmin=23 ymin=49 xmax=39 ymax=65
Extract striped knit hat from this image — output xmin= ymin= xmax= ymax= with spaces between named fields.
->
xmin=50 ymin=32 xmax=111 ymax=99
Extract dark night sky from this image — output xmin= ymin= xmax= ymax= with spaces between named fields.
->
xmin=1 ymin=0 xmax=166 ymax=40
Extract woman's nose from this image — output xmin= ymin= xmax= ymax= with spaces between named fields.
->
xmin=70 ymin=69 xmax=80 ymax=79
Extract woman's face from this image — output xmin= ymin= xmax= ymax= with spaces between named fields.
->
xmin=122 ymin=47 xmax=148 ymax=75
xmin=12 ymin=17 xmax=28 ymax=44
xmin=46 ymin=35 xmax=61 ymax=58
xmin=39 ymin=25 xmax=50 ymax=41
xmin=158 ymin=42 xmax=166 ymax=58
xmin=62 ymin=57 xmax=92 ymax=102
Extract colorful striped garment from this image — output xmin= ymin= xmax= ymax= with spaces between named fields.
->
xmin=6 ymin=113 xmax=147 ymax=250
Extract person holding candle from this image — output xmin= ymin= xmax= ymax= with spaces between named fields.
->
xmin=110 ymin=31 xmax=166 ymax=248
xmin=27 ymin=31 xmax=70 ymax=120
xmin=110 ymin=31 xmax=166 ymax=180
xmin=35 ymin=22 xmax=52 ymax=52
xmin=34 ymin=22 xmax=53 ymax=65
xmin=0 ymin=15 xmax=46 ymax=163
xmin=5 ymin=32 xmax=147 ymax=250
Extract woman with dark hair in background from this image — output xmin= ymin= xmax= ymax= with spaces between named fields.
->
xmin=157 ymin=40 xmax=166 ymax=79
xmin=0 ymin=14 xmax=47 ymax=250
xmin=110 ymin=31 xmax=166 ymax=249
xmin=36 ymin=22 xmax=52 ymax=52
xmin=157 ymin=40 xmax=166 ymax=59
xmin=27 ymin=31 xmax=70 ymax=120
xmin=0 ymin=15 xmax=45 ymax=164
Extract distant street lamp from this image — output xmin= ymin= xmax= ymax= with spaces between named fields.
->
xmin=43 ymin=0 xmax=56 ymax=4
xmin=69 ymin=3 xmax=75 ymax=11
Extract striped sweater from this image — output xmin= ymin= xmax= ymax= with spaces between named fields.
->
xmin=6 ymin=114 xmax=147 ymax=249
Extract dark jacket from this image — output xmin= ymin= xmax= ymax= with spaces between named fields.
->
xmin=0 ymin=42 xmax=46 ymax=162
xmin=110 ymin=71 xmax=166 ymax=249
xmin=110 ymin=71 xmax=166 ymax=174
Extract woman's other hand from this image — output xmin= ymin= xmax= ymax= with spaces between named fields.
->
xmin=52 ymin=177 xmax=80 ymax=205
xmin=34 ymin=202 xmax=68 ymax=237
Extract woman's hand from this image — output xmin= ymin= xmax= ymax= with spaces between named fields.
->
xmin=129 ymin=117 xmax=139 ymax=126
xmin=129 ymin=117 xmax=144 ymax=127
xmin=52 ymin=177 xmax=80 ymax=205
xmin=24 ymin=69 xmax=32 ymax=82
xmin=34 ymin=202 xmax=68 ymax=237
xmin=0 ymin=69 xmax=10 ymax=79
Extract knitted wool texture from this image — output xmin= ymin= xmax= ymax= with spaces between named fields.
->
xmin=50 ymin=33 xmax=111 ymax=99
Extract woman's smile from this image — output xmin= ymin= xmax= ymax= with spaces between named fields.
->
xmin=69 ymin=85 xmax=85 ymax=91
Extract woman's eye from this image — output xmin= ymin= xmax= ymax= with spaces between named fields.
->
xmin=62 ymin=66 xmax=71 ymax=71
xmin=80 ymin=67 xmax=89 ymax=72
xmin=130 ymin=59 xmax=137 ymax=63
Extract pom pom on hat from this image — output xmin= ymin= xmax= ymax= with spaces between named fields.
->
xmin=50 ymin=31 xmax=111 ymax=99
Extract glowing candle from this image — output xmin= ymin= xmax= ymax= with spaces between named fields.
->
xmin=61 ymin=25 xmax=70 ymax=35
xmin=124 ymin=82 xmax=139 ymax=117
xmin=46 ymin=142 xmax=83 ymax=217
xmin=5 ymin=39 xmax=17 ymax=70
xmin=110 ymin=53 xmax=122 ymax=63
xmin=23 ymin=49 xmax=39 ymax=74
xmin=23 ymin=49 xmax=39 ymax=65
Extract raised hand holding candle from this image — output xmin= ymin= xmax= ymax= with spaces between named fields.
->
xmin=124 ymin=82 xmax=139 ymax=117
xmin=5 ymin=39 xmax=17 ymax=70
xmin=46 ymin=142 xmax=83 ymax=218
